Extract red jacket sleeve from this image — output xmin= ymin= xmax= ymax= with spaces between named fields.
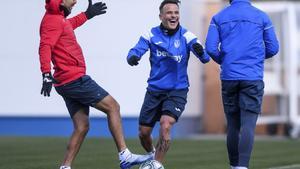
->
xmin=68 ymin=12 xmax=88 ymax=30
xmin=39 ymin=15 xmax=63 ymax=73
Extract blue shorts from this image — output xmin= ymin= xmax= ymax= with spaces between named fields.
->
xmin=139 ymin=89 xmax=188 ymax=127
xmin=55 ymin=75 xmax=109 ymax=117
xmin=221 ymin=80 xmax=264 ymax=115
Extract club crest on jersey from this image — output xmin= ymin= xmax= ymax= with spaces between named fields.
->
xmin=174 ymin=40 xmax=180 ymax=48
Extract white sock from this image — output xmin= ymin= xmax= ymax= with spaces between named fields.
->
xmin=151 ymin=147 xmax=156 ymax=153
xmin=236 ymin=167 xmax=248 ymax=169
xmin=148 ymin=147 xmax=156 ymax=154
xmin=59 ymin=166 xmax=71 ymax=169
xmin=231 ymin=166 xmax=236 ymax=169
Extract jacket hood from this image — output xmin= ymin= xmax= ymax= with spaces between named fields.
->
xmin=45 ymin=0 xmax=64 ymax=15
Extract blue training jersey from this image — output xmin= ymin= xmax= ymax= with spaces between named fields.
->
xmin=128 ymin=25 xmax=210 ymax=91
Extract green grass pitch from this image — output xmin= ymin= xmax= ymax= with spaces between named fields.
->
xmin=0 ymin=137 xmax=299 ymax=169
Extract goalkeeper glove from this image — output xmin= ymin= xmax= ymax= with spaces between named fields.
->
xmin=85 ymin=0 xmax=107 ymax=19
xmin=40 ymin=73 xmax=58 ymax=97
xmin=192 ymin=43 xmax=204 ymax=57
xmin=127 ymin=55 xmax=140 ymax=66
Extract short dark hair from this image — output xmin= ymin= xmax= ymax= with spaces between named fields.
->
xmin=159 ymin=0 xmax=180 ymax=13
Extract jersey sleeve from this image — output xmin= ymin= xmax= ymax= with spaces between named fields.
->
xmin=127 ymin=30 xmax=151 ymax=60
xmin=184 ymin=31 xmax=210 ymax=63
xmin=39 ymin=16 xmax=63 ymax=73
xmin=263 ymin=13 xmax=279 ymax=59
xmin=205 ymin=17 xmax=222 ymax=64
xmin=68 ymin=12 xmax=88 ymax=30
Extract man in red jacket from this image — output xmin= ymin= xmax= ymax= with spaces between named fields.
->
xmin=39 ymin=0 xmax=151 ymax=169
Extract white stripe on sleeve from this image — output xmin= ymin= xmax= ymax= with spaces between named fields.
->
xmin=183 ymin=31 xmax=197 ymax=44
xmin=141 ymin=29 xmax=153 ymax=41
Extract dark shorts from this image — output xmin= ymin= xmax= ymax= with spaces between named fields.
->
xmin=139 ymin=89 xmax=188 ymax=127
xmin=55 ymin=75 xmax=109 ymax=117
xmin=221 ymin=80 xmax=264 ymax=115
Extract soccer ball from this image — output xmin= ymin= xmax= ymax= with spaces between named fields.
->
xmin=139 ymin=160 xmax=164 ymax=169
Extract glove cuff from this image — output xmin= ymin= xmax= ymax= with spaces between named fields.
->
xmin=84 ymin=11 xmax=93 ymax=20
xmin=42 ymin=72 xmax=51 ymax=78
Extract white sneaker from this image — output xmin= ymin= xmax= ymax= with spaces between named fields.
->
xmin=59 ymin=166 xmax=71 ymax=169
xmin=119 ymin=149 xmax=152 ymax=169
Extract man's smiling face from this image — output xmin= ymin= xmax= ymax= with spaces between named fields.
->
xmin=159 ymin=3 xmax=180 ymax=30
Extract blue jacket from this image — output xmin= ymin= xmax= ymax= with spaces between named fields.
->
xmin=206 ymin=0 xmax=279 ymax=80
xmin=128 ymin=25 xmax=210 ymax=91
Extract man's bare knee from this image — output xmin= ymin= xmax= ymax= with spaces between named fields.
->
xmin=110 ymin=101 xmax=120 ymax=113
xmin=95 ymin=95 xmax=120 ymax=114
xmin=160 ymin=121 xmax=172 ymax=133
xmin=75 ymin=123 xmax=89 ymax=135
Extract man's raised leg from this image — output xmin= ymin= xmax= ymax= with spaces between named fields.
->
xmin=94 ymin=95 xmax=152 ymax=169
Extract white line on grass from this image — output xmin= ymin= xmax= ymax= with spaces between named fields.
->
xmin=269 ymin=164 xmax=300 ymax=169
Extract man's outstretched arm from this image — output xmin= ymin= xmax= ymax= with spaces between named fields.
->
xmin=69 ymin=0 xmax=107 ymax=29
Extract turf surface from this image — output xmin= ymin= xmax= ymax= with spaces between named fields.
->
xmin=0 ymin=137 xmax=299 ymax=169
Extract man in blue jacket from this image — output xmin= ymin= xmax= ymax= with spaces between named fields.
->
xmin=127 ymin=0 xmax=210 ymax=164
xmin=206 ymin=0 xmax=279 ymax=168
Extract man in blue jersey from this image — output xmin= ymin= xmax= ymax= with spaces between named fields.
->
xmin=127 ymin=0 xmax=210 ymax=164
xmin=206 ymin=0 xmax=279 ymax=169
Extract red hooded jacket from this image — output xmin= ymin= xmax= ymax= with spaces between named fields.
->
xmin=39 ymin=0 xmax=88 ymax=86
